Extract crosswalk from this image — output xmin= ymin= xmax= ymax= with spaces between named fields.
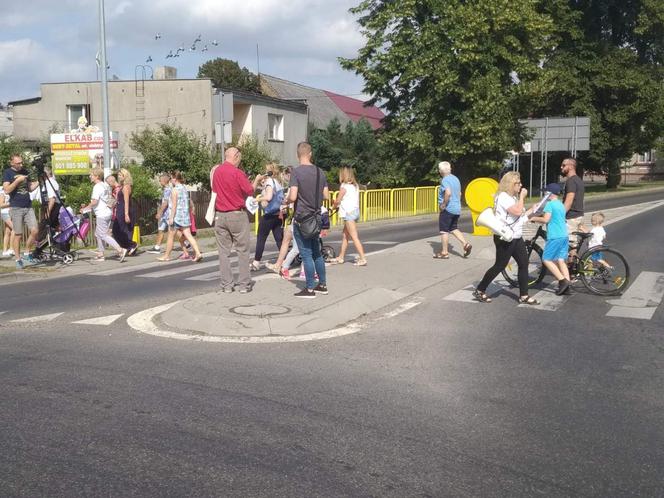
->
xmin=443 ymin=271 xmax=664 ymax=321
xmin=4 ymin=312 xmax=124 ymax=326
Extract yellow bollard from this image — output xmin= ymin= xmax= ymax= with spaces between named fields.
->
xmin=132 ymin=225 xmax=141 ymax=245
xmin=464 ymin=177 xmax=499 ymax=236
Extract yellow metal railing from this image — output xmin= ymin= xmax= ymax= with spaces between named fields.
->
xmin=253 ymin=185 xmax=440 ymax=233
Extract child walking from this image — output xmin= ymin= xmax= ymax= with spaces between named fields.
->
xmin=530 ymin=183 xmax=572 ymax=295
xmin=587 ymin=212 xmax=610 ymax=268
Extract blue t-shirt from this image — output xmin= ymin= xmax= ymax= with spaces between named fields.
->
xmin=2 ymin=167 xmax=32 ymax=208
xmin=438 ymin=174 xmax=462 ymax=215
xmin=544 ymin=199 xmax=568 ymax=240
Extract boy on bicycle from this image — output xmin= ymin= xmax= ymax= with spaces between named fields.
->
xmin=530 ymin=183 xmax=572 ymax=295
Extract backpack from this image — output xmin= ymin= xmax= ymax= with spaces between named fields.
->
xmin=263 ymin=179 xmax=284 ymax=215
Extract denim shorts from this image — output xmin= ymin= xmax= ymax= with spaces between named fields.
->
xmin=1 ymin=211 xmax=10 ymax=223
xmin=542 ymin=237 xmax=569 ymax=261
xmin=342 ymin=208 xmax=360 ymax=222
xmin=158 ymin=219 xmax=169 ymax=232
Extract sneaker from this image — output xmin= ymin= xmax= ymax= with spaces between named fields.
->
xmin=128 ymin=246 xmax=138 ymax=256
xmin=15 ymin=259 xmax=24 ymax=270
xmin=221 ymin=287 xmax=234 ymax=294
xmin=93 ymin=255 xmax=105 ymax=261
xmin=146 ymin=245 xmax=161 ymax=254
xmin=178 ymin=252 xmax=192 ymax=260
xmin=2 ymin=250 xmax=12 ymax=258
xmin=314 ymin=284 xmax=328 ymax=295
xmin=250 ymin=261 xmax=261 ymax=271
xmin=7 ymin=249 xmax=15 ymax=257
xmin=119 ymin=248 xmax=128 ymax=263
xmin=556 ymin=279 xmax=570 ymax=296
xmin=294 ymin=288 xmax=316 ymax=299
xmin=280 ymin=268 xmax=291 ymax=280
xmin=239 ymin=287 xmax=252 ymax=294
xmin=23 ymin=254 xmax=35 ymax=264
xmin=264 ymin=262 xmax=280 ymax=273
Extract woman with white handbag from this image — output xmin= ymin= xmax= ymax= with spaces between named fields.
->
xmin=473 ymin=171 xmax=539 ymax=305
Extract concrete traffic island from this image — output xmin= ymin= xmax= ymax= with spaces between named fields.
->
xmin=154 ymin=235 xmax=497 ymax=340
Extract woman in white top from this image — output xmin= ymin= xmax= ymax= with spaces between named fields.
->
xmin=80 ymin=168 xmax=126 ymax=262
xmin=0 ymin=185 xmax=14 ymax=257
xmin=474 ymin=171 xmax=539 ymax=305
xmin=332 ymin=166 xmax=366 ymax=266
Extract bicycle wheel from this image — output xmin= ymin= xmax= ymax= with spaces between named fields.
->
xmin=501 ymin=242 xmax=546 ymax=288
xmin=579 ymin=247 xmax=630 ymax=295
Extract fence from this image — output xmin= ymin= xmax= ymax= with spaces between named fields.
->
xmin=0 ymin=186 xmax=441 ymax=247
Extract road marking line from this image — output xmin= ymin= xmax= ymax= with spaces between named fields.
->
xmin=443 ymin=279 xmax=508 ymax=303
xmin=91 ymin=251 xmax=218 ymax=276
xmin=363 ymin=241 xmax=397 ymax=245
xmin=72 ymin=314 xmax=124 ymax=326
xmin=605 ymin=271 xmax=664 ymax=319
xmin=127 ymin=299 xmax=422 ymax=344
xmin=11 ymin=312 xmax=64 ymax=323
xmin=137 ymin=260 xmax=219 ymax=278
xmin=524 ymin=283 xmax=570 ymax=311
xmin=606 ymin=306 xmax=657 ymax=320
xmin=602 ymin=200 xmax=664 ymax=227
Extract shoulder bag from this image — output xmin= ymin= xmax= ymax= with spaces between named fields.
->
xmin=205 ymin=165 xmax=219 ymax=226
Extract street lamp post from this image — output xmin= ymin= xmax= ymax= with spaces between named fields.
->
xmin=98 ymin=0 xmax=112 ymax=178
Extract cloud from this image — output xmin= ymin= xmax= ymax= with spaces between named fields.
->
xmin=0 ymin=0 xmax=368 ymax=104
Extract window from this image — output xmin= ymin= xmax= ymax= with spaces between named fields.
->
xmin=67 ymin=104 xmax=91 ymax=132
xmin=268 ymin=113 xmax=284 ymax=141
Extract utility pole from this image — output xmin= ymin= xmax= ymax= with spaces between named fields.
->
xmin=98 ymin=0 xmax=112 ymax=178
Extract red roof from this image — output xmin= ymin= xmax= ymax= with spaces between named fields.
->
xmin=323 ymin=91 xmax=385 ymax=130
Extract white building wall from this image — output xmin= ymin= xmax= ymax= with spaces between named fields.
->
xmin=250 ymin=103 xmax=307 ymax=166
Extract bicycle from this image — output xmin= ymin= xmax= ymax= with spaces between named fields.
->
xmin=501 ymin=224 xmax=630 ymax=295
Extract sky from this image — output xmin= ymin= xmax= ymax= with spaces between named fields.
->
xmin=0 ymin=0 xmax=369 ymax=105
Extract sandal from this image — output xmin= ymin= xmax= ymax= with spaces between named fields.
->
xmin=156 ymin=256 xmax=171 ymax=262
xmin=463 ymin=243 xmax=472 ymax=258
xmin=193 ymin=254 xmax=203 ymax=263
xmin=353 ymin=259 xmax=367 ymax=267
xmin=472 ymin=289 xmax=492 ymax=303
xmin=518 ymin=296 xmax=540 ymax=305
xmin=330 ymin=258 xmax=344 ymax=265
xmin=433 ymin=253 xmax=450 ymax=259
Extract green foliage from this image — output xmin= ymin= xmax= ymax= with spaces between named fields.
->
xmin=61 ymin=181 xmax=92 ymax=210
xmin=341 ymin=0 xmax=554 ymax=184
xmin=532 ymin=0 xmax=664 ymax=188
xmin=129 ymin=124 xmax=220 ymax=189
xmin=229 ymin=135 xmax=276 ymax=178
xmin=309 ymin=118 xmax=401 ymax=187
xmin=198 ymin=58 xmax=261 ymax=93
xmin=0 ymin=135 xmax=25 ymax=170
xmin=127 ymin=165 xmax=160 ymax=200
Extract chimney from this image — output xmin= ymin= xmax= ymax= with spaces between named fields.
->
xmin=154 ymin=66 xmax=177 ymax=80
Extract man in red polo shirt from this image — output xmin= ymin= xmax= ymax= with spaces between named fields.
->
xmin=212 ymin=147 xmax=256 ymax=293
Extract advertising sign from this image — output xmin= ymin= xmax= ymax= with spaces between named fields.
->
xmin=50 ymin=132 xmax=119 ymax=175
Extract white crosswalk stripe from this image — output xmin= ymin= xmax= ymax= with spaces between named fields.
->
xmin=443 ymin=278 xmax=510 ymax=303
xmin=137 ymin=260 xmax=218 ymax=278
xmin=72 ymin=314 xmax=124 ymax=326
xmin=91 ymin=251 xmax=218 ymax=276
xmin=605 ymin=271 xmax=664 ymax=320
xmin=519 ymin=283 xmax=571 ymax=311
xmin=11 ymin=312 xmax=64 ymax=323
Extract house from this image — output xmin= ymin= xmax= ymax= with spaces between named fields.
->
xmin=260 ymin=74 xmax=385 ymax=130
xmin=0 ymin=105 xmax=13 ymax=136
xmin=8 ymin=69 xmax=308 ymax=166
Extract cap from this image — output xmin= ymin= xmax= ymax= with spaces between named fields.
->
xmin=545 ymin=183 xmax=562 ymax=195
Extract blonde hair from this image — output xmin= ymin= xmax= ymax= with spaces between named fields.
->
xmin=591 ymin=212 xmax=605 ymax=226
xmin=119 ymin=168 xmax=133 ymax=186
xmin=91 ymin=167 xmax=104 ymax=180
xmin=497 ymin=171 xmax=521 ymax=195
xmin=265 ymin=162 xmax=282 ymax=184
xmin=338 ymin=166 xmax=357 ymax=186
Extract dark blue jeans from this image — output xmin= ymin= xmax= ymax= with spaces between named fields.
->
xmin=293 ymin=223 xmax=326 ymax=290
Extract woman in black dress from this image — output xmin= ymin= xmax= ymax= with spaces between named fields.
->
xmin=112 ymin=168 xmax=138 ymax=255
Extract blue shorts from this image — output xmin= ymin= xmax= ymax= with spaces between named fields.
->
xmin=439 ymin=210 xmax=460 ymax=233
xmin=542 ymin=237 xmax=568 ymax=261
xmin=590 ymin=251 xmax=603 ymax=262
xmin=158 ymin=219 xmax=168 ymax=232
xmin=342 ymin=208 xmax=360 ymax=222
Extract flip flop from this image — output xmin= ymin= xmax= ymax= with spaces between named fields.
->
xmin=433 ymin=253 xmax=449 ymax=259
xmin=156 ymin=256 xmax=171 ymax=262
xmin=353 ymin=259 xmax=367 ymax=266
xmin=193 ymin=254 xmax=204 ymax=263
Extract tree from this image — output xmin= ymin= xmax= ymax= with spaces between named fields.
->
xmin=340 ymin=0 xmax=554 ymax=184
xmin=129 ymin=124 xmax=220 ymax=189
xmin=197 ymin=58 xmax=261 ymax=93
xmin=228 ymin=135 xmax=276 ymax=178
xmin=0 ymin=135 xmax=25 ymax=169
xmin=530 ymin=0 xmax=664 ymax=188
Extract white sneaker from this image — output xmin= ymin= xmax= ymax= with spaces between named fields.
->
xmin=146 ymin=245 xmax=161 ymax=254
xmin=250 ymin=261 xmax=261 ymax=271
xmin=2 ymin=250 xmax=11 ymax=257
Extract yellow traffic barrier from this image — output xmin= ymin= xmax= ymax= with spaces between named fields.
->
xmin=132 ymin=225 xmax=141 ymax=245
xmin=464 ymin=177 xmax=499 ymax=236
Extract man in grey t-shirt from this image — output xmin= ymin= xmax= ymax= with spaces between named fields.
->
xmin=561 ymin=157 xmax=585 ymax=257
xmin=287 ymin=142 xmax=329 ymax=298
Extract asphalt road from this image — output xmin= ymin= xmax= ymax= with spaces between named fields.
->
xmin=0 ymin=192 xmax=663 ymax=496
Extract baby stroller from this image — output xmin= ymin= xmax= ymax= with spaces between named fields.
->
xmin=32 ymin=206 xmax=90 ymax=265
xmin=293 ymin=206 xmax=336 ymax=266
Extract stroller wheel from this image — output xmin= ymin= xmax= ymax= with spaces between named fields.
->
xmin=62 ymin=252 xmax=75 ymax=265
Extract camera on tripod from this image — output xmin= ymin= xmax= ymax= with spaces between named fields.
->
xmin=31 ymin=153 xmax=49 ymax=178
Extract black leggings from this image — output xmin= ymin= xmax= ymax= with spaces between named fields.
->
xmin=254 ymin=213 xmax=283 ymax=262
xmin=477 ymin=236 xmax=529 ymax=296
